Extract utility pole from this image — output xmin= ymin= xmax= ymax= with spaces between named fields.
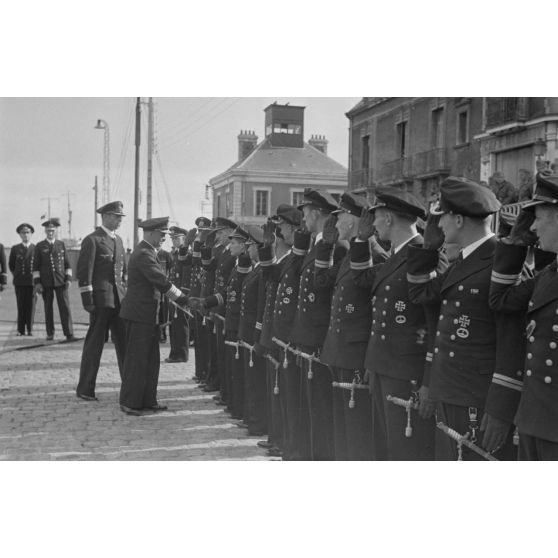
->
xmin=66 ymin=191 xmax=74 ymax=239
xmin=41 ymin=196 xmax=53 ymax=220
xmin=146 ymin=97 xmax=154 ymax=219
xmin=94 ymin=119 xmax=111 ymax=204
xmin=93 ymin=175 xmax=99 ymax=228
xmin=133 ymin=97 xmax=141 ymax=247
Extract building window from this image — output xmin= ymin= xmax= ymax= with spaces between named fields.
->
xmin=216 ymin=193 xmax=222 ymax=217
xmin=396 ymin=121 xmax=407 ymax=158
xmin=255 ymin=189 xmax=270 ymax=216
xmin=291 ymin=189 xmax=305 ymax=207
xmin=273 ymin=123 xmax=302 ymax=135
xmin=431 ymin=107 xmax=444 ymax=148
xmin=361 ymin=134 xmax=370 ymax=169
xmin=457 ymin=110 xmax=469 ymax=145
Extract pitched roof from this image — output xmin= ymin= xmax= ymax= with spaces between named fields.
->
xmin=211 ymin=137 xmax=347 ymax=183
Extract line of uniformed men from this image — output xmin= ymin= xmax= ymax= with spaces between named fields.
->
xmin=183 ymin=173 xmax=558 ymax=461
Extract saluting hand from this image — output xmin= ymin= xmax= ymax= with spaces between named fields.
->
xmin=322 ymin=214 xmax=339 ymax=245
xmin=262 ymin=220 xmax=276 ymax=247
xmin=423 ymin=213 xmax=445 ymax=251
xmin=357 ymin=209 xmax=376 ymax=241
xmin=505 ymin=210 xmax=538 ymax=247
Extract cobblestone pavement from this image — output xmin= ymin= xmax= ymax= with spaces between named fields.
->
xmin=0 ymin=284 xmax=277 ymax=460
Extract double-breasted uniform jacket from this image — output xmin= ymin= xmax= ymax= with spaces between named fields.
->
xmin=290 ymin=238 xmax=346 ymax=351
xmin=33 ymin=239 xmax=72 ymax=287
xmin=202 ymin=243 xmax=235 ymax=316
xmin=407 ymin=236 xmax=500 ymax=408
xmin=238 ymin=264 xmax=262 ymax=345
xmin=271 ymin=246 xmax=309 ymax=345
xmin=9 ymin=243 xmax=35 ymax=286
xmin=0 ymin=243 xmax=7 ymax=286
xmin=176 ymin=248 xmax=193 ymax=291
xmin=489 ymin=242 xmax=558 ymax=443
xmin=255 ymin=247 xmax=290 ymax=351
xmin=77 ymin=227 xmax=126 ymax=308
xmin=204 ymin=255 xmax=251 ymax=334
xmin=318 ymin=245 xmax=372 ymax=370
xmin=189 ymin=241 xmax=204 ymax=298
xmin=351 ymin=236 xmax=429 ymax=381
xmin=120 ymin=240 xmax=181 ymax=325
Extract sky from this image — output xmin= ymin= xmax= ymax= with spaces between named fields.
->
xmin=0 ymin=97 xmax=359 ymax=249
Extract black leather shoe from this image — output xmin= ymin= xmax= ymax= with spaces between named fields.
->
xmin=236 ymin=421 xmax=249 ymax=429
xmin=257 ymin=440 xmax=273 ymax=449
xmin=212 ymin=395 xmax=221 ymax=401
xmin=165 ymin=357 xmax=186 ymax=363
xmin=46 ymin=335 xmax=54 ymax=341
xmin=65 ymin=335 xmax=77 ymax=342
xmin=120 ymin=405 xmax=145 ymax=416
xmin=203 ymin=385 xmax=219 ymax=392
xmin=77 ymin=393 xmax=98 ymax=402
xmin=146 ymin=403 xmax=168 ymax=412
xmin=267 ymin=447 xmax=283 ymax=457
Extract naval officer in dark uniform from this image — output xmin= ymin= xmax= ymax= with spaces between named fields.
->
xmin=9 ymin=223 xmax=37 ymax=336
xmin=351 ymin=188 xmax=435 ymax=460
xmin=488 ymin=172 xmax=558 ymax=460
xmin=76 ymin=201 xmax=127 ymax=401
xmin=290 ymin=188 xmax=344 ymax=460
xmin=119 ymin=217 xmax=189 ymax=416
xmin=317 ymin=192 xmax=380 ymax=460
xmin=406 ymin=177 xmax=516 ymax=460
xmin=32 ymin=218 xmax=75 ymax=341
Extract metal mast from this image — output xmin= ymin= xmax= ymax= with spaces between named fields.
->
xmin=94 ymin=119 xmax=111 ymax=204
xmin=146 ymin=97 xmax=154 ymax=219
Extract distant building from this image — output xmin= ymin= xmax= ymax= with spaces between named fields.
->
xmin=208 ymin=103 xmax=347 ymax=225
xmin=346 ymin=97 xmax=483 ymax=205
xmin=346 ymin=97 xmax=558 ymax=206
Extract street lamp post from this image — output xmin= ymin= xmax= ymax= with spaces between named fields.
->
xmin=94 ymin=119 xmax=111 ymax=205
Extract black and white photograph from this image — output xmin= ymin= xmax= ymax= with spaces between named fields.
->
xmin=2 ymin=2 xmax=557 ymax=557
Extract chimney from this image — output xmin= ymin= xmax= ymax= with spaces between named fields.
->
xmin=309 ymin=134 xmax=328 ymax=155
xmin=237 ymin=130 xmax=258 ymax=162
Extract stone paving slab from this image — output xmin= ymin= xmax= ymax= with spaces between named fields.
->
xmin=0 ymin=284 xmax=274 ymax=461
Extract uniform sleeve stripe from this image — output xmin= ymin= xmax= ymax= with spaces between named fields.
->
xmin=425 ymin=352 xmax=433 ymax=362
xmin=255 ymin=322 xmax=263 ymax=330
xmin=315 ymin=258 xmax=332 ymax=269
xmin=350 ymin=260 xmax=373 ymax=270
xmin=178 ymin=255 xmax=188 ymax=261
xmin=292 ymin=247 xmax=308 ymax=256
xmin=259 ymin=257 xmax=276 ymax=267
xmin=165 ymin=285 xmax=182 ymax=301
xmin=406 ymin=271 xmax=437 ymax=284
xmin=79 ymin=285 xmax=93 ymax=293
xmin=493 ymin=373 xmax=524 ymax=387
xmin=193 ymin=251 xmax=201 ymax=258
xmin=237 ymin=266 xmax=252 ymax=274
xmin=492 ymin=376 xmax=523 ymax=392
xmin=491 ymin=271 xmax=520 ymax=284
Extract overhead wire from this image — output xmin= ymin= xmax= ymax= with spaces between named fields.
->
xmin=113 ymin=100 xmax=135 ymax=197
xmin=157 ymin=97 xmax=217 ymax=136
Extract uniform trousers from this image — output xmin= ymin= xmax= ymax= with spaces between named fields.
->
xmin=371 ymin=372 xmax=435 ymax=461
xmin=205 ymin=322 xmax=220 ymax=389
xmin=215 ymin=323 xmax=228 ymax=403
xmin=265 ymin=355 xmax=283 ymax=449
xmin=158 ymin=298 xmax=169 ymax=341
xmin=243 ymin=350 xmax=267 ymax=436
xmin=194 ymin=314 xmax=209 ymax=381
xmin=226 ymin=332 xmax=244 ymax=420
xmin=168 ymin=305 xmax=189 ymax=361
xmin=15 ymin=285 xmax=36 ymax=334
xmin=42 ymin=286 xmax=73 ymax=337
xmin=300 ymin=351 xmax=334 ymax=461
xmin=279 ymin=350 xmax=308 ymax=460
xmin=518 ymin=433 xmax=558 ymax=461
xmin=435 ymin=402 xmax=517 ymax=461
xmin=331 ymin=367 xmax=374 ymax=461
xmin=77 ymin=306 xmax=126 ymax=397
xmin=119 ymin=320 xmax=160 ymax=409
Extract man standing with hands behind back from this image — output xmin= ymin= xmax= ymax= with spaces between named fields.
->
xmin=76 ymin=201 xmax=127 ymax=402
xmin=33 ymin=218 xmax=75 ymax=342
